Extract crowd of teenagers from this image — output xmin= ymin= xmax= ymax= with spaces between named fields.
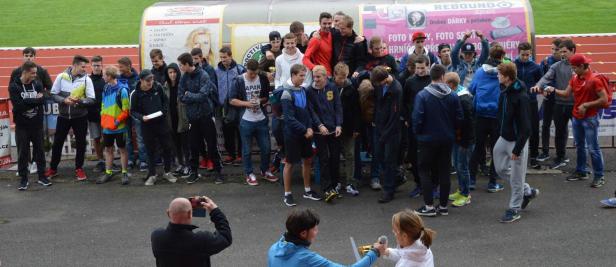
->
xmin=9 ymin=11 xmax=615 ymax=224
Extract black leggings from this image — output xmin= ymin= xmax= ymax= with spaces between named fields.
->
xmin=50 ymin=116 xmax=88 ymax=170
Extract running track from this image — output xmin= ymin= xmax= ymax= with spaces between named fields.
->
xmin=1 ymin=34 xmax=615 ymax=99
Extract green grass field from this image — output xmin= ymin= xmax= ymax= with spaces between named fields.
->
xmin=0 ymin=0 xmax=614 ymax=46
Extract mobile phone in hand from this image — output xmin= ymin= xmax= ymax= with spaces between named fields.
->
xmin=188 ymin=196 xmax=207 ymax=217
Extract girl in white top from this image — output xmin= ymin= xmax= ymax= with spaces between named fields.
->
xmin=383 ymin=209 xmax=435 ymax=267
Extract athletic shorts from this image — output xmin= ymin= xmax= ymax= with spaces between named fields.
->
xmin=88 ymin=121 xmax=102 ymax=139
xmin=103 ymin=133 xmax=126 ymax=148
xmin=284 ymin=135 xmax=313 ymax=164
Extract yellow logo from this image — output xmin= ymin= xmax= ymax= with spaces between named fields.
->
xmin=326 ymin=91 xmax=334 ymax=101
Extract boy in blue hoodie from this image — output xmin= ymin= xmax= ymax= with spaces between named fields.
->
xmin=268 ymin=208 xmax=382 ymax=267
xmin=281 ymin=64 xmax=322 ymax=207
xmin=308 ymin=65 xmax=343 ymax=203
xmin=468 ymin=45 xmax=506 ymax=192
xmin=413 ymin=65 xmax=463 ymax=216
xmin=514 ymin=42 xmax=543 ymax=169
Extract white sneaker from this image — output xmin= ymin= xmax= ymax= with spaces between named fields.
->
xmin=345 ymin=184 xmax=360 ymax=196
xmin=163 ymin=172 xmax=177 ymax=183
xmin=370 ymin=180 xmax=382 ymax=190
xmin=145 ymin=175 xmax=157 ymax=186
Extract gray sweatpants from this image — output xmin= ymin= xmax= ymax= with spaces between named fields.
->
xmin=493 ymin=137 xmax=532 ymax=211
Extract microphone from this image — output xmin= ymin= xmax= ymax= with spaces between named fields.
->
xmin=378 ymin=235 xmax=388 ymax=245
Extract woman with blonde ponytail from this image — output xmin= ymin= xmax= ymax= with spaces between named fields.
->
xmin=383 ymin=209 xmax=435 ymax=267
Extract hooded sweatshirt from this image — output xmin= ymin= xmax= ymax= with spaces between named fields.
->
xmin=130 ymin=81 xmax=168 ymax=126
xmin=179 ymin=67 xmax=218 ymax=121
xmin=100 ymin=82 xmax=129 ymax=134
xmin=469 ymin=60 xmax=501 ymax=119
xmin=514 ymin=58 xmax=543 ymax=100
xmin=117 ymin=67 xmax=139 ymax=93
xmin=215 ymin=60 xmax=246 ymax=105
xmin=281 ymin=79 xmax=312 ymax=137
xmin=50 ymin=67 xmax=95 ymax=119
xmin=383 ymin=240 xmax=434 ymax=267
xmin=268 ymin=233 xmax=378 ymax=267
xmin=535 ymin=59 xmax=574 ymax=105
xmin=9 ymin=78 xmax=45 ymax=127
xmin=412 ymin=83 xmax=463 ymax=143
xmin=275 ymin=47 xmax=311 ymax=88
xmin=497 ymin=79 xmax=531 ymax=156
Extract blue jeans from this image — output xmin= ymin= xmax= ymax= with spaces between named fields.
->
xmin=572 ymin=116 xmax=604 ymax=178
xmin=239 ymin=118 xmax=271 ymax=175
xmin=453 ymin=144 xmax=474 ymax=196
xmin=127 ymin=118 xmax=147 ymax=164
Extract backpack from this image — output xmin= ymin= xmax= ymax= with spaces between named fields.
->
xmin=592 ymin=72 xmax=613 ymax=108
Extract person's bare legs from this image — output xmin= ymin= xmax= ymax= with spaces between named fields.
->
xmin=94 ymin=138 xmax=104 ymax=162
xmin=302 ymin=158 xmax=312 ymax=189
xmin=105 ymin=146 xmax=114 ymax=172
xmin=118 ymin=147 xmax=128 ymax=171
xmin=283 ymin=163 xmax=294 ymax=193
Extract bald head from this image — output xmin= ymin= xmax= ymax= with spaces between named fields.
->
xmin=167 ymin=198 xmax=192 ymax=224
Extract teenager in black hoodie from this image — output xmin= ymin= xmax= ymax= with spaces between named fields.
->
xmin=494 ymin=62 xmax=539 ymax=223
xmin=9 ymin=61 xmax=49 ymax=190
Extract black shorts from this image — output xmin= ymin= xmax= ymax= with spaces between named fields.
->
xmin=103 ymin=133 xmax=126 ymax=148
xmin=284 ymin=135 xmax=313 ymax=164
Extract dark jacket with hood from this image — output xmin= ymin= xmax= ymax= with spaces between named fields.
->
xmin=10 ymin=63 xmax=53 ymax=91
xmin=227 ymin=72 xmax=271 ymax=123
xmin=497 ymin=79 xmax=531 ymax=156
xmin=151 ymin=208 xmax=232 ymax=267
xmin=469 ymin=59 xmax=501 ymax=119
xmin=374 ymin=78 xmax=403 ymax=144
xmin=130 ymin=81 xmax=168 ymax=126
xmin=514 ymin=58 xmax=543 ymax=101
xmin=196 ymin=61 xmax=218 ymax=90
xmin=307 ymin=81 xmax=343 ymax=131
xmin=402 ymin=74 xmax=431 ymax=125
xmin=88 ymin=72 xmax=105 ymax=122
xmin=455 ymin=86 xmax=475 ymax=147
xmin=337 ymin=78 xmax=361 ymax=136
xmin=9 ymin=78 xmax=45 ymax=127
xmin=332 ymin=28 xmax=367 ymax=76
xmin=412 ymin=83 xmax=463 ymax=143
xmin=179 ymin=67 xmax=218 ymax=121
xmin=164 ymin=63 xmax=189 ymax=133
xmin=281 ymin=79 xmax=313 ymax=137
xmin=151 ymin=62 xmax=168 ymax=86
xmin=118 ymin=67 xmax=139 ymax=93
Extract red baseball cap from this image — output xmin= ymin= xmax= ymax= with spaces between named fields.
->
xmin=412 ymin=31 xmax=427 ymax=42
xmin=569 ymin=54 xmax=592 ymax=66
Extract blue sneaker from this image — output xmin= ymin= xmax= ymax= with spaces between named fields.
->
xmin=487 ymin=182 xmax=504 ymax=193
xmin=409 ymin=186 xmax=422 ymax=198
xmin=499 ymin=209 xmax=521 ymax=223
xmin=600 ymin=197 xmax=616 ymax=208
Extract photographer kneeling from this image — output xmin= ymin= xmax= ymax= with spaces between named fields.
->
xmin=151 ymin=196 xmax=232 ymax=267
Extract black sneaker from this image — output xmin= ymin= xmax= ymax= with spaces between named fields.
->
xmin=214 ymin=173 xmax=224 ymax=185
xmin=529 ymin=159 xmax=540 ymax=169
xmin=94 ymin=161 xmax=106 ymax=173
xmin=550 ymin=158 xmax=567 ymax=169
xmin=303 ymin=190 xmax=322 ymax=201
xmin=284 ymin=194 xmax=297 ymax=207
xmin=378 ymin=193 xmax=394 ymax=203
xmin=37 ymin=177 xmax=52 ymax=187
xmin=437 ymin=206 xmax=449 ymax=216
xmin=522 ymin=188 xmax=539 ymax=209
xmin=186 ymin=172 xmax=201 ymax=184
xmin=536 ymin=153 xmax=550 ymax=162
xmin=18 ymin=177 xmax=29 ymax=191
xmin=416 ymin=206 xmax=437 ymax=217
xmin=566 ymin=172 xmax=589 ymax=181
xmin=96 ymin=173 xmax=113 ymax=184
xmin=500 ymin=209 xmax=521 ymax=223
xmin=591 ymin=177 xmax=605 ymax=188
xmin=180 ymin=167 xmax=192 ymax=179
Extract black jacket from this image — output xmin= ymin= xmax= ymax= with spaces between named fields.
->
xmin=8 ymin=78 xmax=45 ymax=127
xmin=456 ymin=89 xmax=475 ymax=147
xmin=402 ymin=74 xmax=431 ymax=125
xmin=151 ymin=208 xmax=232 ymax=267
xmin=374 ymin=79 xmax=403 ymax=144
xmin=307 ymin=81 xmax=343 ymax=131
xmin=88 ymin=73 xmax=105 ymax=122
xmin=195 ymin=62 xmax=218 ymax=90
xmin=497 ymin=79 xmax=531 ymax=156
xmin=179 ymin=67 xmax=217 ymax=121
xmin=337 ymin=78 xmax=361 ymax=136
xmin=358 ymin=54 xmax=398 ymax=74
xmin=152 ymin=62 xmax=168 ymax=86
xmin=10 ymin=64 xmax=53 ymax=91
xmin=130 ymin=81 xmax=168 ymax=125
xmin=332 ymin=29 xmax=367 ymax=76
xmin=397 ymin=69 xmax=413 ymax=87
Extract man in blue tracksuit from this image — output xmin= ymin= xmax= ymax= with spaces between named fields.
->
xmin=307 ymin=65 xmax=343 ymax=203
xmin=413 ymin=65 xmax=463 ymax=216
xmin=451 ymin=31 xmax=490 ymax=88
xmin=468 ymin=45 xmax=505 ymax=192
xmin=216 ymin=47 xmax=246 ymax=163
xmin=514 ymin=42 xmax=543 ymax=169
xmin=268 ymin=208 xmax=381 ymax=267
